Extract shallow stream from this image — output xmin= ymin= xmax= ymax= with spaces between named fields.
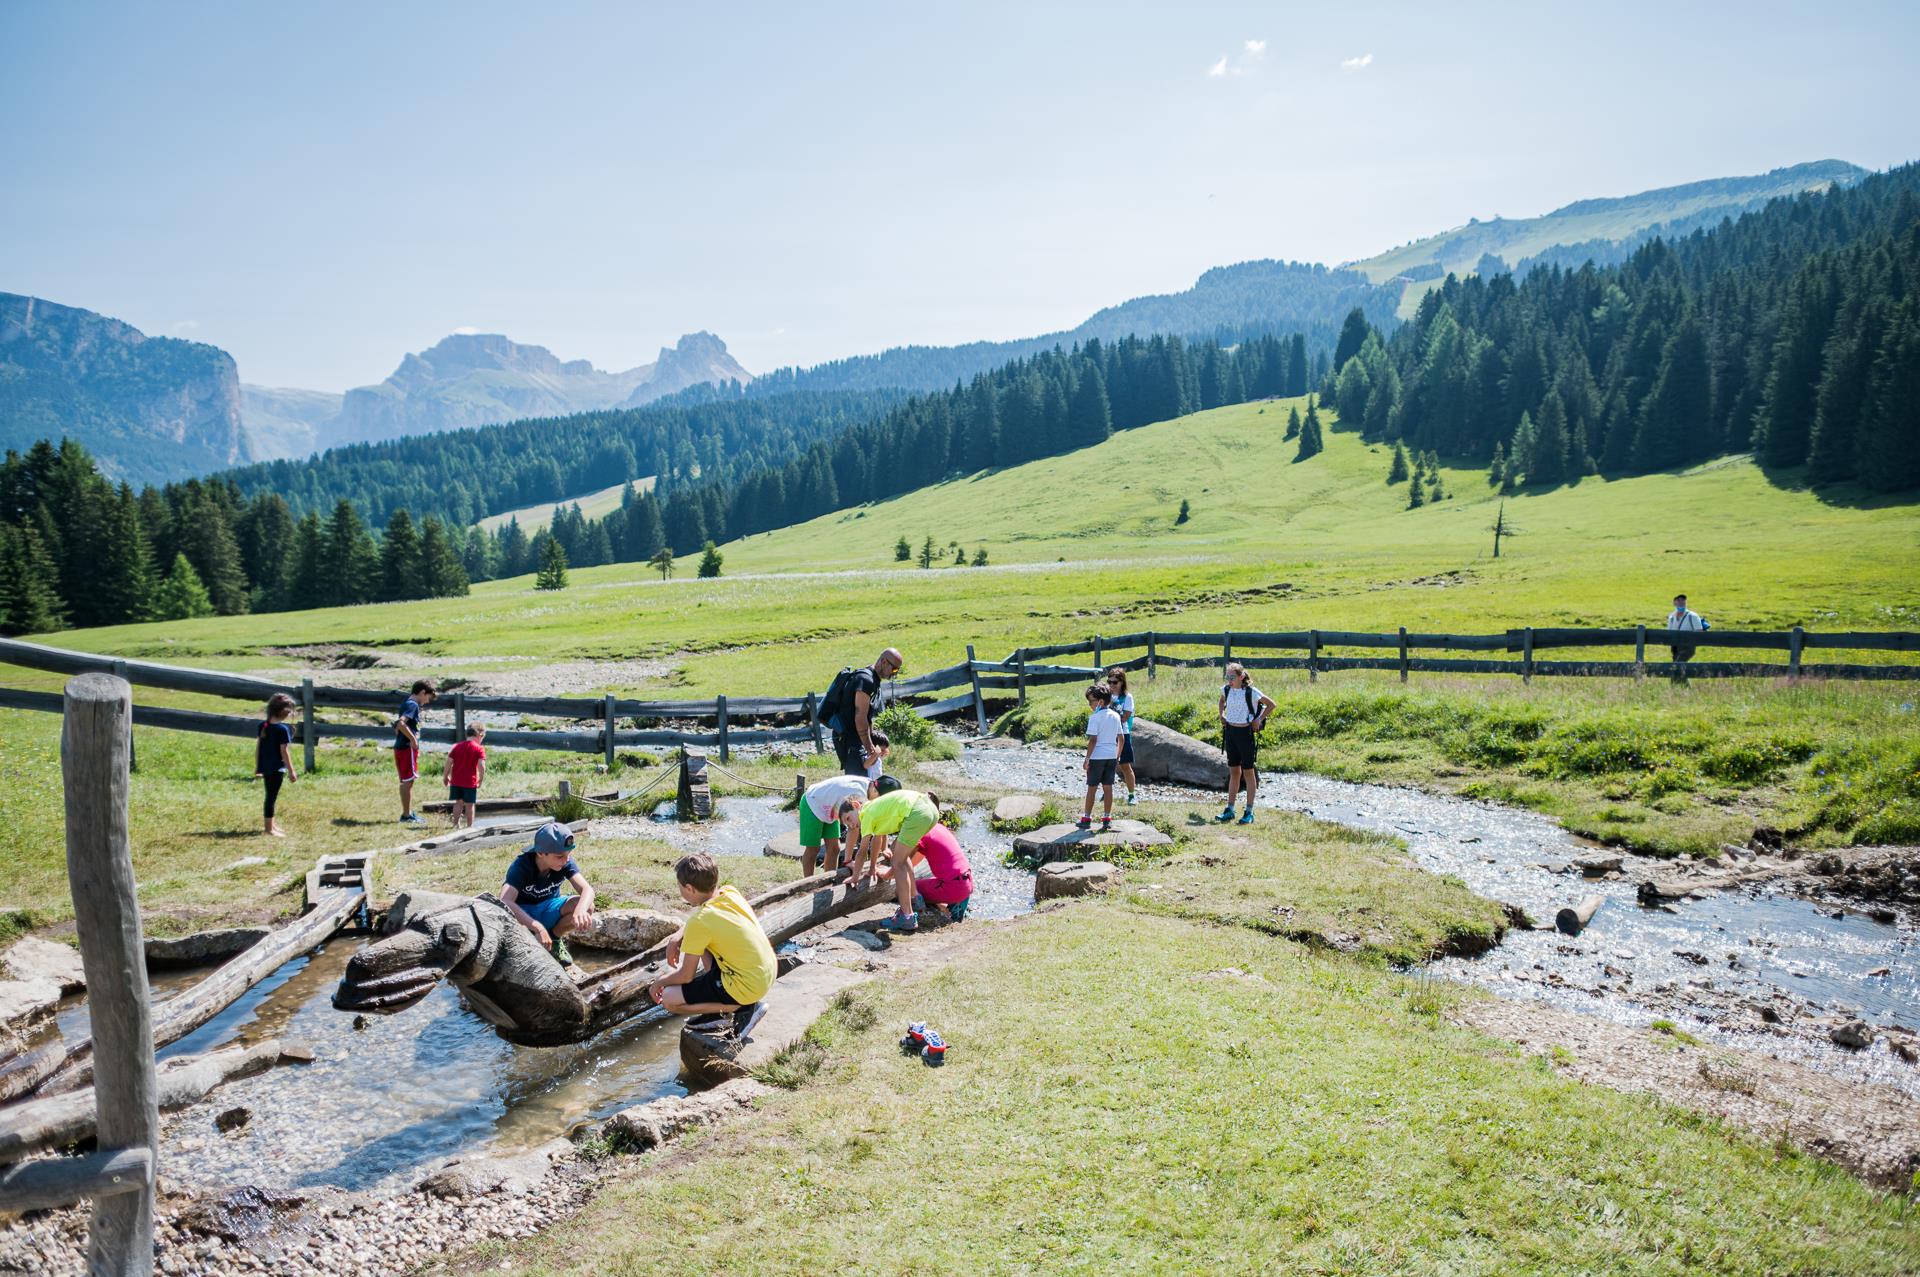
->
xmin=954 ymin=740 xmax=1920 ymax=1097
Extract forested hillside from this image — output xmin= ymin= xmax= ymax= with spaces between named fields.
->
xmin=1324 ymin=163 xmax=1920 ymax=492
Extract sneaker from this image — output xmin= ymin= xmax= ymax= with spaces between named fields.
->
xmin=1075 ymin=816 xmax=1092 ymax=830
xmin=1099 ymin=816 xmax=1113 ymax=831
xmin=946 ymin=899 xmax=970 ymax=923
xmin=550 ymin=937 xmax=575 ymax=967
xmin=904 ymin=1021 xmax=930 ymax=1048
xmin=883 ymin=911 xmax=919 ymax=933
xmin=1213 ymin=806 xmax=1236 ymax=823
xmin=733 ymin=1002 xmax=766 ymax=1039
xmin=1237 ymin=809 xmax=1255 ymax=825
xmin=1126 ymin=791 xmax=1138 ymax=806
xmin=400 ymin=813 xmax=423 ymax=825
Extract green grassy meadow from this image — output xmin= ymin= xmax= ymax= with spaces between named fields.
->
xmin=474 ymin=475 xmax=656 ymax=534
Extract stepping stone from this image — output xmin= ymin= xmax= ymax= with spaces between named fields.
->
xmin=1011 ymin=820 xmax=1171 ymax=866
xmin=1036 ymin=861 xmax=1120 ymax=900
xmin=0 ymin=977 xmax=62 ymax=1028
xmin=992 ymin=795 xmax=1047 ymax=824
xmin=763 ymin=831 xmax=803 ymax=860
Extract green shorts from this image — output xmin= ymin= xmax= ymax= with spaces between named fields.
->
xmin=894 ymin=802 xmax=939 ymax=856
xmin=798 ymin=803 xmax=842 ymax=848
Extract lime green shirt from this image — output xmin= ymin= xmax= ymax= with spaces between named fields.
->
xmin=853 ymin=789 xmax=935 ymax=837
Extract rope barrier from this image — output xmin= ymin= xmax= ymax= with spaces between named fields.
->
xmin=703 ymin=760 xmax=800 ymax=794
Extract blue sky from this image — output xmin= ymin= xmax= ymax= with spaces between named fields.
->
xmin=3 ymin=2 xmax=1916 ymax=390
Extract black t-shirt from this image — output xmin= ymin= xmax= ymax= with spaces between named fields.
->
xmin=504 ymin=851 xmax=580 ymax=903
xmin=840 ymin=667 xmax=879 ymax=733
xmin=256 ymin=721 xmax=293 ymax=774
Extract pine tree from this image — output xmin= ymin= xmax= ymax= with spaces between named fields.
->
xmin=649 ymin=547 xmax=676 ymax=580
xmin=1487 ymin=442 xmax=1507 ymax=487
xmin=151 ymin=553 xmax=215 ymax=620
xmin=1176 ymin=499 xmax=1191 ymax=525
xmin=418 ymin=518 xmax=469 ymax=597
xmin=1387 ymin=443 xmax=1410 ymax=484
xmin=1632 ymin=320 xmax=1712 ymax=472
xmin=1284 ymin=406 xmax=1301 ymax=440
xmin=918 ymin=535 xmax=936 ymax=569
xmin=380 ymin=509 xmax=424 ymax=601
xmin=174 ymin=487 xmax=249 ymax=615
xmin=1333 ymin=307 xmax=1372 ymax=370
xmin=698 ymin=540 xmax=724 ymax=578
xmin=1407 ymin=477 xmax=1425 ymax=509
xmin=894 ymin=536 xmax=911 ymax=562
xmin=0 ymin=524 xmax=65 ymax=635
xmin=498 ymin=519 xmax=532 ymax=579
xmin=92 ymin=484 xmax=155 ymax=625
xmin=534 ymin=535 xmax=569 ymax=590
xmin=1295 ymin=400 xmax=1325 ymax=461
xmin=953 ymin=545 xmax=966 ymax=566
xmin=1427 ymin=473 xmax=1446 ymax=502
xmin=1507 ymin=412 xmax=1538 ymax=488
xmin=972 ymin=547 xmax=988 ymax=566
xmin=323 ymin=500 xmax=377 ymax=605
xmin=1067 ymin=368 xmax=1112 ymax=449
xmin=1855 ymin=306 xmax=1920 ymax=492
xmin=1530 ymin=391 xmax=1571 ymax=485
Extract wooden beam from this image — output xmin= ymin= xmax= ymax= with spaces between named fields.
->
xmin=60 ymin=672 xmax=156 ymax=1275
xmin=0 ymin=1147 xmax=152 ymax=1216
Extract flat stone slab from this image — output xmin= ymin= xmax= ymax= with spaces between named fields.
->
xmin=597 ymin=1077 xmax=771 ymax=1151
xmin=1036 ymin=861 xmax=1121 ymax=900
xmin=763 ymin=830 xmax=803 ymax=860
xmin=145 ymin=927 xmax=271 ymax=967
xmin=681 ymin=962 xmax=868 ymax=1085
xmin=2 ymin=937 xmax=86 ymax=993
xmin=1012 ymin=820 xmax=1171 ymax=865
xmin=992 ymin=795 xmax=1047 ymax=824
xmin=574 ymin=908 xmax=679 ymax=953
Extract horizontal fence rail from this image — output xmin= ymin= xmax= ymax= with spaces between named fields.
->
xmin=2 ymin=624 xmax=1915 ymax=764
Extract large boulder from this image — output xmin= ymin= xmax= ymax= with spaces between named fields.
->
xmin=1 ymin=937 xmax=86 ymax=993
xmin=1012 ymin=820 xmax=1171 ymax=866
xmin=1035 ymin=861 xmax=1120 ymax=899
xmin=0 ymin=977 xmax=62 ymax=1028
xmin=1129 ymin=720 xmax=1227 ymax=789
xmin=574 ymin=909 xmax=679 ymax=953
xmin=992 ymin=795 xmax=1048 ymax=825
xmin=145 ymin=927 xmax=270 ymax=967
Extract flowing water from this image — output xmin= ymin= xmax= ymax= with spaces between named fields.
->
xmin=954 ymin=740 xmax=1920 ymax=1097
xmin=37 ymin=794 xmax=1034 ymax=1195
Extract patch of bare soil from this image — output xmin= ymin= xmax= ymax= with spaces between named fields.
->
xmin=1452 ymin=996 xmax=1920 ymax=1189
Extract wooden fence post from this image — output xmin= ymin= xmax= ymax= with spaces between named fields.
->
xmin=558 ymin=779 xmax=571 ymax=802
xmin=1789 ymin=625 xmax=1804 ymax=678
xmin=1146 ymin=632 xmax=1157 ymax=681
xmin=965 ymin=645 xmax=989 ymax=734
xmin=61 ymin=673 xmax=157 ymax=1276
xmin=303 ymin=677 xmax=318 ymax=775
xmin=1522 ymin=628 xmax=1535 ymax=685
xmin=1633 ymin=626 xmax=1646 ymax=680
xmin=1222 ymin=632 xmax=1232 ymax=674
xmin=1308 ymin=631 xmax=1319 ymax=684
xmin=804 ymin=691 xmax=824 ymax=754
xmin=716 ymin=694 xmax=729 ymax=762
xmin=603 ymin=693 xmax=617 ymax=770
xmin=795 ymin=772 xmax=806 ymax=805
xmin=1093 ymin=635 xmax=1103 ymax=672
xmin=111 ymin=660 xmax=134 ymax=772
xmin=1398 ymin=627 xmax=1409 ymax=683
xmin=1016 ymin=651 xmax=1028 ymax=707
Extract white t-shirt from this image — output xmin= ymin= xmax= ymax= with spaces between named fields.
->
xmin=805 ymin=775 xmax=869 ymax=823
xmin=1086 ymin=707 xmax=1123 ymax=760
xmin=1221 ymin=683 xmax=1267 ymax=726
xmin=1666 ymin=608 xmax=1704 ymax=632
xmin=1111 ymin=692 xmax=1135 ymax=734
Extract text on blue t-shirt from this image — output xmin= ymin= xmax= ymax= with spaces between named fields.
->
xmin=504 ymin=851 xmax=580 ymax=903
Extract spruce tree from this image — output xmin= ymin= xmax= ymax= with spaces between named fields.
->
xmin=918 ymin=535 xmax=936 ymax=569
xmin=534 ymin=535 xmax=569 ymax=590
xmin=1855 ymin=306 xmax=1920 ymax=492
xmin=1531 ymin=391 xmax=1571 ymax=485
xmin=151 ymin=553 xmax=215 ymax=621
xmin=953 ymin=545 xmax=966 ymax=566
xmin=1295 ymin=400 xmax=1325 ymax=461
xmin=649 ymin=547 xmax=676 ymax=580
xmin=1387 ymin=444 xmax=1410 ymax=484
xmin=0 ymin=524 xmax=65 ymax=635
xmin=1284 ymin=406 xmax=1301 ymax=440
xmin=498 ymin=519 xmax=532 ymax=578
xmin=1488 ymin=442 xmax=1507 ymax=487
xmin=1407 ymin=477 xmax=1425 ymax=509
xmin=324 ymin=500 xmax=377 ymax=605
xmin=1632 ymin=320 xmax=1712 ymax=472
xmin=91 ymin=485 xmax=155 ymax=625
xmin=1507 ymin=412 xmax=1538 ymax=488
xmin=1333 ymin=307 xmax=1372 ymax=370
xmin=698 ymin=540 xmax=724 ymax=578
xmin=1176 ymin=499 xmax=1190 ymax=525
xmin=972 ymin=547 xmax=988 ymax=566
xmin=418 ymin=518 xmax=469 ymax=597
xmin=894 ymin=536 xmax=911 ymax=562
xmin=380 ymin=509 xmax=424 ymax=601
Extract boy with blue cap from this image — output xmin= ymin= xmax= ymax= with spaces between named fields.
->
xmin=500 ymin=821 xmax=596 ymax=967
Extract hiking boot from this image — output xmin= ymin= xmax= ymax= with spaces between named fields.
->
xmin=1099 ymin=816 xmax=1113 ymax=831
xmin=550 ymin=936 xmax=575 ymax=967
xmin=1213 ymin=806 xmax=1236 ymax=823
xmin=1237 ymin=809 xmax=1255 ymax=826
xmin=883 ymin=911 xmax=919 ymax=933
xmin=1075 ymin=816 xmax=1092 ymax=830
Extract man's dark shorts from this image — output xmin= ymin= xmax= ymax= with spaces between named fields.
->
xmin=1086 ymin=758 xmax=1118 ymax=787
xmin=833 ymin=730 xmax=866 ymax=777
xmin=1223 ymin=724 xmax=1257 ymax=769
xmin=682 ymin=964 xmax=741 ymax=1008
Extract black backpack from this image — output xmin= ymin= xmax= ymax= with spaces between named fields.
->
xmin=820 ymin=667 xmax=858 ymax=732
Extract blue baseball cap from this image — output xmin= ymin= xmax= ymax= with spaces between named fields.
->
xmin=529 ymin=822 xmax=576 ymax=856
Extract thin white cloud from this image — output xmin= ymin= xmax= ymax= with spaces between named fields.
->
xmin=452 ymin=325 xmax=481 ymax=335
xmin=169 ymin=319 xmax=199 ymax=332
xmin=1244 ymin=39 xmax=1266 ymax=56
xmin=1206 ymin=55 xmax=1228 ymax=77
xmin=1341 ymin=53 xmax=1374 ymax=72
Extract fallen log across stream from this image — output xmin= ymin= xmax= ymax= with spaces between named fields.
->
xmin=0 ymin=1038 xmax=314 ymax=1163
xmin=335 ymin=870 xmax=895 ymax=1048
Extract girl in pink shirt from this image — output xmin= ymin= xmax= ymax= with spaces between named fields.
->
xmin=901 ymin=821 xmax=974 ymax=921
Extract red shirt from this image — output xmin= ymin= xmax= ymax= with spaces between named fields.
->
xmin=447 ymin=740 xmax=486 ymax=788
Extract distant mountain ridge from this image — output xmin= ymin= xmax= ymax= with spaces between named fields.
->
xmin=0 ymin=291 xmax=249 ymax=485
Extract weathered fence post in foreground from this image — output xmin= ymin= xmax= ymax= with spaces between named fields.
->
xmin=965 ymin=645 xmax=989 ymax=734
xmin=60 ymin=673 xmax=159 ymax=1275
xmin=302 ymin=677 xmax=318 ymax=774
xmin=603 ymin=694 xmax=617 ymax=771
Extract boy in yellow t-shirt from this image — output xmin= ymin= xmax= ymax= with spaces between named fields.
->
xmin=650 ymin=852 xmax=777 ymax=1034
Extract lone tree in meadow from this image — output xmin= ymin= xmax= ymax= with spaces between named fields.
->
xmin=698 ymin=540 xmax=724 ymax=578
xmin=151 ymin=553 xmax=215 ymax=621
xmin=1387 ymin=443 xmax=1410 ymax=484
xmin=1176 ymin=499 xmax=1191 ymax=525
xmin=1295 ymin=399 xmax=1325 ymax=461
xmin=972 ymin=546 xmax=988 ymax=566
xmin=649 ymin=547 xmax=675 ymax=580
xmin=894 ymin=536 xmax=911 ymax=562
xmin=535 ymin=536 xmax=570 ymax=590
xmin=918 ymin=535 xmax=936 ymax=569
xmin=1284 ymin=406 xmax=1301 ymax=440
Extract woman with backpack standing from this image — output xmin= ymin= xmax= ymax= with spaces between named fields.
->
xmin=1215 ymin=662 xmax=1274 ymax=825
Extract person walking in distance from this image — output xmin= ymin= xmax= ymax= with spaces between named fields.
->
xmin=1215 ymin=662 xmax=1274 ymax=825
xmin=1665 ymin=592 xmax=1709 ymax=681
xmin=822 ymin=648 xmax=902 ymax=777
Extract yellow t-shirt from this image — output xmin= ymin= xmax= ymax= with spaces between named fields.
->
xmin=681 ymin=884 xmax=776 ymax=1005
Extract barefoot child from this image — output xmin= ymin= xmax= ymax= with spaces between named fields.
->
xmin=255 ymin=693 xmax=297 ymax=837
xmin=1107 ymin=666 xmax=1138 ymax=805
xmin=650 ymin=852 xmax=776 ymax=1036
xmin=1080 ymin=683 xmax=1122 ymax=830
xmin=500 ymin=821 xmax=596 ymax=967
xmin=446 ymin=724 xmax=487 ymax=828
xmin=888 ymin=818 xmax=974 ymax=923
xmin=394 ymin=679 xmax=437 ymax=824
xmin=840 ymin=787 xmax=943 ymax=932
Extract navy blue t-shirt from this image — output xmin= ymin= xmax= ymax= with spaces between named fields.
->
xmin=394 ymin=697 xmax=421 ymax=750
xmin=504 ymin=851 xmax=580 ymax=903
xmin=256 ymin=721 xmax=293 ymax=774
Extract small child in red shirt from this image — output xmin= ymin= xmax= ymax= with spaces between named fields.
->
xmin=446 ymin=724 xmax=487 ymax=827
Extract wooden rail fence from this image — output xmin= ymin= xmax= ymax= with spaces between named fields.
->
xmin=1 ymin=625 xmax=1914 ymax=769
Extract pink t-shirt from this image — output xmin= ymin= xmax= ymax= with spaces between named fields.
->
xmin=913 ymin=823 xmax=970 ymax=882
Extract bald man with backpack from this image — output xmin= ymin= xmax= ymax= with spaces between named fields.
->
xmin=821 ymin=648 xmax=902 ymax=777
